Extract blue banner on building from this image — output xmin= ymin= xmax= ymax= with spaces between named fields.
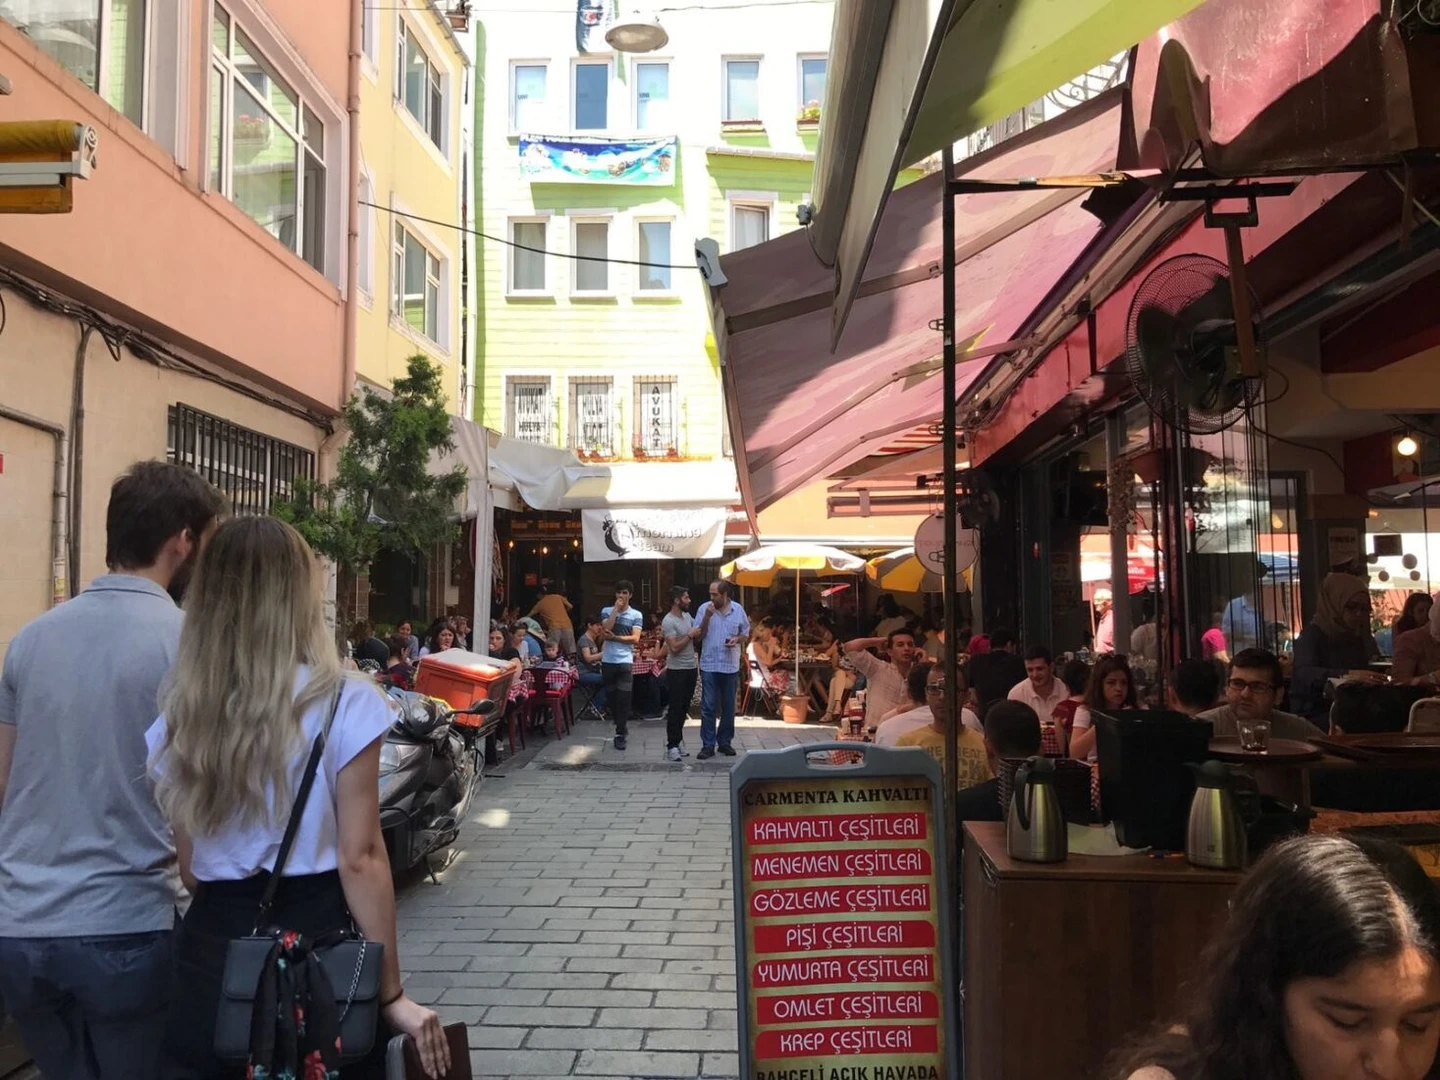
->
xmin=518 ymin=135 xmax=677 ymax=186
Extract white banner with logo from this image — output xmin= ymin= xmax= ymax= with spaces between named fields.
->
xmin=582 ymin=508 xmax=728 ymax=562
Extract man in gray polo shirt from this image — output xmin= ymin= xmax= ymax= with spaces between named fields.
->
xmin=0 ymin=460 xmax=224 ymax=1079
xmin=661 ymin=585 xmax=698 ymax=762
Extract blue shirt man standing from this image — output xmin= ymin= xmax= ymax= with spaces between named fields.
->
xmin=600 ymin=579 xmax=645 ymax=751
xmin=693 ymin=580 xmax=750 ymax=758
xmin=0 ymin=460 xmax=226 ymax=1080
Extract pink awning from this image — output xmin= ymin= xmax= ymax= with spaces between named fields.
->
xmin=709 ymin=92 xmax=1125 ymax=520
xmin=1120 ymin=0 xmax=1427 ymax=175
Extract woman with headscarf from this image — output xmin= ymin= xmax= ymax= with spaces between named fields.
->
xmin=1289 ymin=573 xmax=1382 ymax=725
xmin=1392 ymin=591 xmax=1440 ymax=689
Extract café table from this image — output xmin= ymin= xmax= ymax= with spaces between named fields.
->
xmin=632 ymin=652 xmax=667 ymax=718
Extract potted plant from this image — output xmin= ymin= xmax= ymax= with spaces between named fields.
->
xmin=796 ymin=100 xmax=821 ymax=126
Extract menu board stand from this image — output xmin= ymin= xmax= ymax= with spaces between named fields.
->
xmin=731 ymin=743 xmax=959 ymax=1080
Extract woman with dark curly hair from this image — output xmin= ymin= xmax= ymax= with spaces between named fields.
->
xmin=1068 ymin=654 xmax=1137 ymax=763
xmin=1110 ymin=834 xmax=1440 ymax=1080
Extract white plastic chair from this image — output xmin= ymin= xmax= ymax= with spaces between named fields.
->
xmin=1407 ymin=696 xmax=1440 ymax=735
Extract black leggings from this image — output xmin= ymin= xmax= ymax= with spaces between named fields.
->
xmin=161 ymin=871 xmax=391 ymax=1079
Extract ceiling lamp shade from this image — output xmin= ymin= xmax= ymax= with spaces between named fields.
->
xmin=605 ymin=10 xmax=667 ymax=53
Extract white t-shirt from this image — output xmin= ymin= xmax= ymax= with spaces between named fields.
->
xmin=146 ymin=672 xmax=393 ymax=882
xmin=874 ymin=704 xmax=981 ymax=747
xmin=1007 ymin=677 xmax=1069 ymax=722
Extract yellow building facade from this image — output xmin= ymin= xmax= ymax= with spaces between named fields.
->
xmin=356 ymin=0 xmax=470 ymax=413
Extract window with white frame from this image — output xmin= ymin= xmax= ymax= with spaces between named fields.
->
xmin=511 ymin=62 xmax=547 ymax=131
xmin=509 ymin=219 xmax=548 ymax=293
xmin=636 ymin=219 xmax=672 ymax=292
xmin=392 ymin=221 xmax=441 ymax=343
xmin=397 ymin=18 xmax=444 ymax=150
xmin=507 ymin=377 xmax=552 ymax=444
xmin=210 ymin=4 xmax=327 ymax=272
xmin=572 ymin=219 xmax=610 ymax=294
xmin=730 ymin=202 xmax=771 ymax=251
xmin=724 ymin=58 xmax=760 ymax=122
xmin=358 ymin=172 xmax=374 ymax=296
xmin=635 ymin=61 xmax=669 ymax=132
xmin=360 ymin=1 xmax=377 ymax=64
xmin=573 ymin=60 xmax=609 ymax=131
xmin=569 ymin=377 xmax=615 ymax=456
xmin=634 ymin=377 xmax=679 ymax=456
xmin=3 ymin=0 xmax=148 ymax=126
xmin=799 ymin=55 xmax=826 ymax=113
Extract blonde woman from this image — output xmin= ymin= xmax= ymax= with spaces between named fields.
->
xmin=146 ymin=518 xmax=449 ymax=1079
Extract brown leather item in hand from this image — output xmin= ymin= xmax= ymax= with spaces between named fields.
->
xmin=385 ymin=1024 xmax=471 ymax=1079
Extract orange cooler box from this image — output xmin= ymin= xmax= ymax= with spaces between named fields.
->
xmin=415 ymin=648 xmax=515 ymax=726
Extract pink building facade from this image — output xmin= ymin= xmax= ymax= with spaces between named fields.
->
xmin=0 ymin=2 xmax=355 ymax=656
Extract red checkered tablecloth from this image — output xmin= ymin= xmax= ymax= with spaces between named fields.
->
xmin=1040 ymin=723 xmax=1063 ymax=758
xmin=543 ymin=665 xmax=577 ymax=694
xmin=632 ymin=656 xmax=666 ymax=678
xmin=509 ymin=670 xmax=534 ymax=701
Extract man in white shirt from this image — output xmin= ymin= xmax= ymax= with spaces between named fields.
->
xmin=1007 ymin=645 xmax=1068 ymax=723
xmin=1093 ymin=588 xmax=1115 ymax=654
xmin=874 ymin=662 xmax=981 ymax=746
xmin=842 ymin=629 xmax=918 ymax=730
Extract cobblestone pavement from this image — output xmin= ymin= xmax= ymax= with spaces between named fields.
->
xmin=396 ymin=709 xmax=838 ymax=1078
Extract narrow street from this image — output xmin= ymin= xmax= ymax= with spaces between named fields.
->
xmin=395 ymin=713 xmax=833 ymax=1079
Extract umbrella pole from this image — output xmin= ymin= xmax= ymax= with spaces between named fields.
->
xmin=941 ymin=145 xmax=963 ymax=1075
xmin=795 ymin=569 xmax=801 ymax=695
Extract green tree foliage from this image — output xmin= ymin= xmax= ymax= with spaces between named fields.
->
xmin=274 ymin=355 xmax=466 ymax=581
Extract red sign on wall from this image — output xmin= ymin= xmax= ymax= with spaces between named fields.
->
xmin=734 ymin=771 xmax=952 ymax=1080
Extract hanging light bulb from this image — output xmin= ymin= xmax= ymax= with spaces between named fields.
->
xmin=1397 ymin=433 xmax=1419 ymax=458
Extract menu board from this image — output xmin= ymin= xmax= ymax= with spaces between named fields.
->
xmin=732 ymin=752 xmax=954 ymax=1080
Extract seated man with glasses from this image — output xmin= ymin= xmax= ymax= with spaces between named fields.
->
xmin=874 ymin=661 xmax=982 ymax=747
xmin=893 ymin=662 xmax=992 ymax=788
xmin=1197 ymin=648 xmax=1325 ymax=740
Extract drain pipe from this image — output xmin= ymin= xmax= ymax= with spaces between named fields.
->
xmin=341 ymin=0 xmax=362 ymax=405
xmin=0 ymin=404 xmax=69 ymax=607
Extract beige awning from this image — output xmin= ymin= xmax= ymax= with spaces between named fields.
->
xmin=811 ymin=0 xmax=1203 ymax=347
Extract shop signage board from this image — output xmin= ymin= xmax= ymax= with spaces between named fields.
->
xmin=731 ymin=744 xmax=957 ymax=1080
xmin=913 ymin=514 xmax=977 ymax=578
xmin=581 ymin=507 xmax=726 ymax=561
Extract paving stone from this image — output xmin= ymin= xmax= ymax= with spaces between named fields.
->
xmin=609 ymin=971 xmax=713 ymax=992
xmin=507 ymin=972 xmax=610 ymax=990
xmin=484 ymin=1006 xmax=596 ymax=1027
xmin=464 ymin=1025 xmax=528 ymax=1048
xmin=546 ymin=989 xmax=652 ymax=1008
xmin=525 ymin=1028 xmax=646 ymax=1051
xmin=702 ymin=1052 xmax=741 ymax=1076
xmin=574 ymin=1050 xmax=700 ymax=1077
xmin=645 ymin=1030 xmax=739 ymax=1053
xmin=658 ymin=991 xmax=739 ymax=1010
xmin=564 ymin=957 xmax=664 ymax=974
xmin=466 ymin=1049 xmax=578 ymax=1077
xmin=596 ymin=1007 xmax=710 ymax=1029
xmin=440 ymin=988 xmax=549 ymax=1007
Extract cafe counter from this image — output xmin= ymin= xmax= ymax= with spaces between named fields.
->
xmin=962 ymin=822 xmax=1238 ymax=1080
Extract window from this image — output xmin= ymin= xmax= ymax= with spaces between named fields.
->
xmin=210 ymin=4 xmax=327 ymax=272
xmin=572 ymin=219 xmax=610 ymax=294
xmin=360 ymin=0 xmax=376 ymax=64
xmin=731 ymin=203 xmax=770 ymax=250
xmin=634 ymin=378 xmax=679 ymax=456
xmin=799 ymin=55 xmax=826 ymax=113
xmin=3 ymin=0 xmax=148 ymax=126
xmin=511 ymin=63 xmax=547 ymax=131
xmin=506 ymin=377 xmax=552 ymax=444
xmin=397 ymin=19 xmax=444 ymax=150
xmin=635 ymin=61 xmax=669 ymax=132
xmin=392 ymin=222 xmax=441 ymax=342
xmin=509 ymin=219 xmax=548 ymax=293
xmin=357 ymin=172 xmax=374 ymax=296
xmin=569 ymin=377 xmax=615 ymax=456
xmin=573 ymin=61 xmax=609 ymax=131
xmin=724 ymin=58 xmax=760 ymax=122
xmin=167 ymin=403 xmax=315 ymax=516
xmin=636 ymin=220 xmax=672 ymax=291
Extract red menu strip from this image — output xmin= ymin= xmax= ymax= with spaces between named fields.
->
xmin=750 ymin=884 xmax=931 ymax=918
xmin=753 ymin=954 xmax=934 ymax=988
xmin=756 ymin=1024 xmax=939 ymax=1059
xmin=751 ymin=847 xmax=933 ymax=882
xmin=753 ymin=919 xmax=935 ymax=955
xmin=747 ymin=812 xmax=928 ymax=846
xmin=756 ymin=990 xmax=940 ymax=1026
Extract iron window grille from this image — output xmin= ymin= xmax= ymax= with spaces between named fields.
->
xmin=167 ymin=404 xmax=315 ymax=515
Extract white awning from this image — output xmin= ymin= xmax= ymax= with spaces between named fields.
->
xmin=558 ymin=461 xmax=740 ymax=511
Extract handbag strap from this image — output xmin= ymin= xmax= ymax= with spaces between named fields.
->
xmin=255 ymin=681 xmax=345 ymax=931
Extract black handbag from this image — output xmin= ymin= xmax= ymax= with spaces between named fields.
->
xmin=214 ymin=685 xmax=384 ymax=1064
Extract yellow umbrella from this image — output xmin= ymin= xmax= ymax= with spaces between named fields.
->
xmin=866 ymin=547 xmax=974 ymax=594
xmin=721 ymin=543 xmax=867 ymax=691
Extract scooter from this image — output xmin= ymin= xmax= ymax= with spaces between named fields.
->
xmin=378 ymin=688 xmax=496 ymax=878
